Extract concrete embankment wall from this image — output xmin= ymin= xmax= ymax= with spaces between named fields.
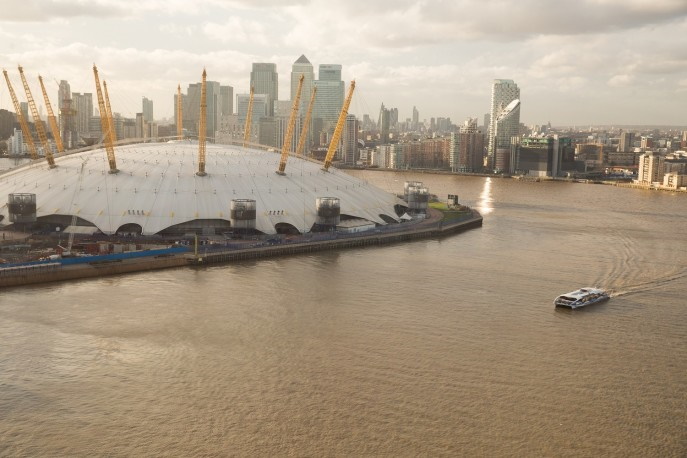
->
xmin=0 ymin=255 xmax=188 ymax=288
xmin=0 ymin=212 xmax=482 ymax=288
xmin=191 ymin=213 xmax=482 ymax=266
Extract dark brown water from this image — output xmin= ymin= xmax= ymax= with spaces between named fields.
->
xmin=1 ymin=173 xmax=685 ymax=456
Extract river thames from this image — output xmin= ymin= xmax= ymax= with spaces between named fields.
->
xmin=1 ymin=172 xmax=685 ymax=456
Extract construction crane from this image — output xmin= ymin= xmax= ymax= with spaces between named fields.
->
xmin=197 ymin=69 xmax=207 ymax=176
xmin=277 ymin=74 xmax=304 ymax=175
xmin=176 ymin=84 xmax=183 ymax=140
xmin=18 ymin=66 xmax=56 ymax=167
xmin=103 ymin=81 xmax=116 ymax=144
xmin=3 ymin=69 xmax=39 ymax=160
xmin=38 ymin=75 xmax=65 ymax=155
xmin=92 ymin=64 xmax=118 ymax=173
xmin=243 ymin=86 xmax=254 ymax=147
xmin=323 ymin=80 xmax=355 ymax=171
xmin=295 ymin=86 xmax=317 ymax=157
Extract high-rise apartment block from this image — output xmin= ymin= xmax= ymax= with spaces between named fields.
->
xmin=638 ymin=151 xmax=665 ymax=184
xmin=251 ymin=63 xmax=278 ymax=116
xmin=450 ymin=118 xmax=484 ymax=172
xmin=488 ymin=79 xmax=520 ymax=169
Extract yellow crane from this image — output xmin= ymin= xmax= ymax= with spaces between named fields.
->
xmin=197 ymin=69 xmax=207 ymax=176
xmin=177 ymin=84 xmax=183 ymax=140
xmin=92 ymin=64 xmax=118 ymax=173
xmin=243 ymin=86 xmax=254 ymax=147
xmin=277 ymin=74 xmax=304 ymax=175
xmin=323 ymin=80 xmax=355 ymax=171
xmin=2 ymin=69 xmax=38 ymax=159
xmin=295 ymin=86 xmax=317 ymax=157
xmin=103 ymin=81 xmax=116 ymax=144
xmin=18 ymin=66 xmax=56 ymax=167
xmin=38 ymin=75 xmax=65 ymax=155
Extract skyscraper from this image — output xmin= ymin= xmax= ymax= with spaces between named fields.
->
xmin=220 ymin=85 xmax=233 ymax=116
xmin=250 ymin=63 xmax=278 ymax=116
xmin=58 ymin=80 xmax=70 ymax=114
xmin=185 ymin=80 xmax=221 ymax=139
xmin=378 ymin=103 xmax=390 ymax=143
xmin=493 ymin=99 xmax=520 ymax=172
xmin=412 ymin=106 xmax=419 ymax=131
xmin=488 ymin=79 xmax=520 ymax=169
xmin=71 ymin=92 xmax=93 ymax=137
xmin=342 ymin=114 xmax=358 ymax=164
xmin=313 ymin=64 xmax=344 ymax=136
xmin=291 ymin=55 xmax=314 ymax=114
xmin=618 ymin=131 xmax=634 ymax=153
xmin=142 ymin=97 xmax=154 ymax=122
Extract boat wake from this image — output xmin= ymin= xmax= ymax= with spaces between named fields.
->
xmin=608 ymin=269 xmax=687 ymax=297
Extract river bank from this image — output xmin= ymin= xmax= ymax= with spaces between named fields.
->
xmin=0 ymin=208 xmax=482 ymax=288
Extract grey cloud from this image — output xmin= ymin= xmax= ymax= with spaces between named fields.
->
xmin=0 ymin=0 xmax=129 ymax=22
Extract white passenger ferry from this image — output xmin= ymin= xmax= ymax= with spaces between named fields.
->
xmin=554 ymin=288 xmax=609 ymax=309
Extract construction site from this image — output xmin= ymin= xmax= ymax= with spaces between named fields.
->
xmin=0 ymin=66 xmax=482 ymax=286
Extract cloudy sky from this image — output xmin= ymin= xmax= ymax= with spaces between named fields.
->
xmin=1 ymin=0 xmax=686 ymax=127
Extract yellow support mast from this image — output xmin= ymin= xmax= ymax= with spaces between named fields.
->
xmin=243 ymin=86 xmax=254 ymax=147
xmin=2 ymin=69 xmax=38 ymax=159
xmin=295 ymin=86 xmax=317 ymax=157
xmin=38 ymin=75 xmax=65 ymax=154
xmin=277 ymin=74 xmax=304 ymax=175
xmin=176 ymin=84 xmax=183 ymax=140
xmin=197 ymin=69 xmax=207 ymax=176
xmin=92 ymin=64 xmax=118 ymax=173
xmin=103 ymin=81 xmax=116 ymax=144
xmin=323 ymin=80 xmax=355 ymax=171
xmin=18 ymin=66 xmax=56 ymax=167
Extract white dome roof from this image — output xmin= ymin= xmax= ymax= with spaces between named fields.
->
xmin=0 ymin=141 xmax=404 ymax=235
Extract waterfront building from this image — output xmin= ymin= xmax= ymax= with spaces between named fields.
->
xmin=663 ymin=171 xmax=687 ymax=189
xmin=251 ymin=63 xmax=278 ymax=116
xmin=511 ymin=135 xmax=574 ymax=177
xmin=0 ymin=142 xmax=404 ymax=236
xmin=450 ymin=118 xmax=485 ymax=172
xmin=638 ymin=151 xmax=665 ymax=184
xmin=488 ymin=79 xmax=520 ymax=169
xmin=492 ymin=98 xmax=520 ymax=172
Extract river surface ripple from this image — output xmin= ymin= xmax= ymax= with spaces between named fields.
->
xmin=1 ymin=172 xmax=685 ymax=456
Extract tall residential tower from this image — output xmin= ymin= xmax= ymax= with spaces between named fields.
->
xmin=488 ymin=79 xmax=520 ymax=170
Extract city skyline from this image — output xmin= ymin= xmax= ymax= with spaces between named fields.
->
xmin=0 ymin=0 xmax=686 ymax=126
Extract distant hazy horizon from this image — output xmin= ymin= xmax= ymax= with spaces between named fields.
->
xmin=1 ymin=0 xmax=686 ymax=126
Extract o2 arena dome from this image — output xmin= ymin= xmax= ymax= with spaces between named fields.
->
xmin=0 ymin=141 xmax=407 ymax=236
